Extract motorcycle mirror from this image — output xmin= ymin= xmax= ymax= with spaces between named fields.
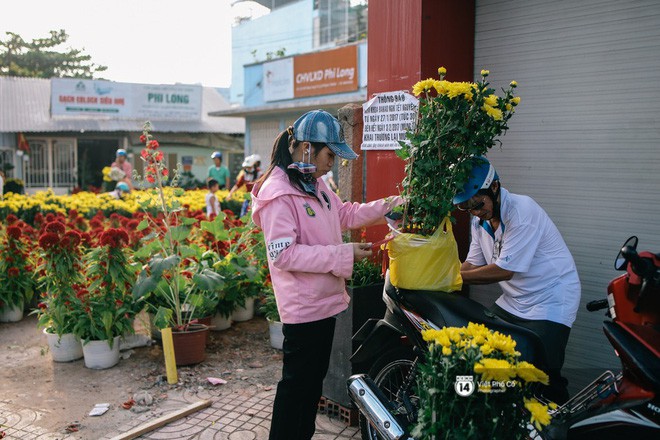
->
xmin=614 ymin=236 xmax=638 ymax=270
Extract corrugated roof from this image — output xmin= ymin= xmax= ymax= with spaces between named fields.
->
xmin=0 ymin=76 xmax=245 ymax=134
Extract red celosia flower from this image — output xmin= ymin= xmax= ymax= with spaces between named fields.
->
xmin=38 ymin=302 xmax=47 ymax=309
xmin=6 ymin=214 xmax=18 ymax=224
xmin=38 ymin=232 xmax=60 ymax=249
xmin=140 ymin=134 xmax=147 ymax=143
xmin=115 ymin=299 xmax=123 ymax=306
xmin=68 ymin=209 xmax=79 ymax=219
xmin=148 ymin=140 xmax=159 ymax=150
xmin=146 ymin=175 xmax=155 ymax=183
xmin=45 ymin=213 xmax=56 ymax=222
xmin=6 ymin=226 xmax=21 ymax=240
xmin=64 ymin=230 xmax=82 ymax=248
xmin=7 ymin=267 xmax=19 ymax=277
xmin=45 ymin=221 xmax=66 ymax=235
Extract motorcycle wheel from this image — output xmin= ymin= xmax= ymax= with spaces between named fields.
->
xmin=360 ymin=346 xmax=417 ymax=440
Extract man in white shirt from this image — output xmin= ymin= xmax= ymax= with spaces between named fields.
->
xmin=454 ymin=156 xmax=580 ymax=404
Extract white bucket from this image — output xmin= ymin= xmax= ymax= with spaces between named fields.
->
xmin=0 ymin=303 xmax=24 ymax=323
xmin=268 ymin=320 xmax=284 ymax=350
xmin=44 ymin=329 xmax=83 ymax=362
xmin=211 ymin=313 xmax=232 ymax=331
xmin=232 ymin=297 xmax=255 ymax=322
xmin=82 ymin=336 xmax=121 ymax=369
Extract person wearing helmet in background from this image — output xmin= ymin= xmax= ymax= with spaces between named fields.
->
xmin=455 ymin=156 xmax=580 ymax=404
xmin=208 ymin=151 xmax=230 ymax=189
xmin=225 ymin=154 xmax=261 ymax=217
xmin=108 ymin=181 xmax=130 ymax=199
xmin=111 ymin=148 xmax=133 ymax=189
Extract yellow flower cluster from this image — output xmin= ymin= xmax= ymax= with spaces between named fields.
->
xmin=524 ymin=398 xmax=552 ymax=430
xmin=0 ymin=188 xmax=247 ymax=217
xmin=102 ymin=166 xmax=112 ymax=182
xmin=411 ymin=68 xmax=521 ymax=121
xmin=422 ymin=322 xmax=519 ymax=356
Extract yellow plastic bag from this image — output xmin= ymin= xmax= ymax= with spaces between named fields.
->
xmin=386 ymin=217 xmax=463 ymax=291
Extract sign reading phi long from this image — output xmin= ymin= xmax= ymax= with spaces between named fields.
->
xmin=51 ymin=78 xmax=202 ymax=120
xmin=361 ymin=91 xmax=418 ymax=150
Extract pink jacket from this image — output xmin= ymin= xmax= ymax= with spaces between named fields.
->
xmin=251 ymin=166 xmax=401 ymax=324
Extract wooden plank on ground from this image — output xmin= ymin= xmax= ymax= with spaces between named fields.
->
xmin=108 ymin=399 xmax=212 ymax=440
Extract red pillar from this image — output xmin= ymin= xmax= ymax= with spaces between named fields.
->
xmin=364 ymin=0 xmax=475 ymax=259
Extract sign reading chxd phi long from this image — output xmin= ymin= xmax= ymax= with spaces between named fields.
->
xmin=361 ymin=91 xmax=418 ymax=150
xmin=51 ymin=78 xmax=202 ymax=120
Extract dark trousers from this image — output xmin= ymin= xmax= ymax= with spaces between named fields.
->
xmin=269 ymin=317 xmax=336 ymax=440
xmin=492 ymin=304 xmax=572 ymax=404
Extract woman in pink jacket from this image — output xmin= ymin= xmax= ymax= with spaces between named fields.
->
xmin=251 ymin=110 xmax=401 ymax=440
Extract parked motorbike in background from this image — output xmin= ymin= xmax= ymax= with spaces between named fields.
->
xmin=347 ymin=237 xmax=659 ymax=439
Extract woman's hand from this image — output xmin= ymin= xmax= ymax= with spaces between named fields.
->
xmin=352 ymin=242 xmax=372 ymax=261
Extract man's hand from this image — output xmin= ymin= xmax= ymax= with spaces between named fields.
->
xmin=460 ymin=263 xmax=514 ymax=284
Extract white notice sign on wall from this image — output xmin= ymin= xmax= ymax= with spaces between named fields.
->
xmin=361 ymin=91 xmax=418 ymax=150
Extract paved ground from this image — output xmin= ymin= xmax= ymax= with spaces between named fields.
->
xmin=2 ymin=389 xmax=360 ymax=439
xmin=0 ymin=315 xmax=361 ymax=440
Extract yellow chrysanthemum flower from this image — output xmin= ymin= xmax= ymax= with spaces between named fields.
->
xmin=442 ymin=346 xmax=452 ymax=356
xmin=510 ymin=80 xmax=518 ymax=88
xmin=482 ymin=104 xmax=503 ymax=121
xmin=524 ymin=398 xmax=552 ymax=431
xmin=516 ymin=361 xmax=549 ymax=385
xmin=485 ymin=331 xmax=518 ymax=355
xmin=480 ymin=69 xmax=490 ymax=77
xmin=437 ymin=66 xmax=447 ymax=77
xmin=479 ymin=344 xmax=494 ymax=356
xmin=484 ymin=94 xmax=498 ymax=106
xmin=511 ymin=96 xmax=521 ymax=105
xmin=412 ymin=78 xmax=436 ymax=96
xmin=474 ymin=358 xmax=515 ymax=382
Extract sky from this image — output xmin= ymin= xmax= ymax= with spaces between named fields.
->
xmin=0 ymin=0 xmax=268 ymax=88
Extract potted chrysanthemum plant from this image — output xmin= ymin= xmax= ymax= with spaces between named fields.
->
xmin=413 ymin=323 xmax=553 ymax=439
xmin=386 ymin=67 xmax=520 ymax=291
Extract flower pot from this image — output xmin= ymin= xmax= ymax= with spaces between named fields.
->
xmin=268 ymin=319 xmax=284 ymax=350
xmin=232 ymin=297 xmax=255 ymax=322
xmin=211 ymin=313 xmax=232 ymax=331
xmin=44 ymin=328 xmax=83 ymax=362
xmin=82 ymin=336 xmax=121 ymax=369
xmin=171 ymin=324 xmax=208 ymax=366
xmin=0 ymin=302 xmax=23 ymax=322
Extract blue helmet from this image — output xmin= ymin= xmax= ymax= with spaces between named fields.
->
xmin=116 ymin=182 xmax=130 ymax=192
xmin=211 ymin=151 xmax=223 ymax=160
xmin=116 ymin=148 xmax=127 ymax=157
xmin=452 ymin=156 xmax=499 ymax=205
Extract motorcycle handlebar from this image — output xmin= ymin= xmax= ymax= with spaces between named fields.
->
xmin=586 ymin=299 xmax=609 ymax=312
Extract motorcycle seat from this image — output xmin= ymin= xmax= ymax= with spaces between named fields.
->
xmin=603 ymin=320 xmax=660 ymax=390
xmin=386 ymin=278 xmax=548 ymax=368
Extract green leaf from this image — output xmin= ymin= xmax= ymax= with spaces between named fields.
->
xmin=136 ymin=219 xmax=149 ymax=231
xmin=132 ymin=271 xmax=159 ymax=298
xmin=150 ymin=255 xmax=180 ymax=276
xmin=192 ymin=269 xmax=225 ymax=291
xmin=181 ymin=216 xmax=197 ymax=226
xmin=169 ymin=225 xmax=191 ymax=242
xmin=153 ymin=307 xmax=173 ymax=329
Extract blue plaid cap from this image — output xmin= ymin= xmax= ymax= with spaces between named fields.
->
xmin=292 ymin=110 xmax=358 ymax=160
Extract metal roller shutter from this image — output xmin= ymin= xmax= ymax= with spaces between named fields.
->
xmin=472 ymin=0 xmax=660 ymax=392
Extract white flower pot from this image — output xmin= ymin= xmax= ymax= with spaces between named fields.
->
xmin=82 ymin=336 xmax=120 ymax=369
xmin=211 ymin=313 xmax=232 ymax=331
xmin=0 ymin=303 xmax=24 ymax=322
xmin=268 ymin=320 xmax=284 ymax=350
xmin=44 ymin=329 xmax=83 ymax=362
xmin=232 ymin=297 xmax=255 ymax=322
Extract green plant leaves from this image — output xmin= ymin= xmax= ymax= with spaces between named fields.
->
xmin=192 ymin=268 xmax=225 ymax=291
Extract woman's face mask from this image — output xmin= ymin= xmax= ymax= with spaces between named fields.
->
xmin=287 ymin=144 xmax=317 ymax=175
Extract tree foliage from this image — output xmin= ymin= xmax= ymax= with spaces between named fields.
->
xmin=0 ymin=29 xmax=107 ymax=79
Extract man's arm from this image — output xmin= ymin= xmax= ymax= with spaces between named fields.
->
xmin=461 ymin=262 xmax=514 ymax=285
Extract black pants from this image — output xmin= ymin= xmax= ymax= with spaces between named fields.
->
xmin=269 ymin=317 xmax=336 ymax=440
xmin=492 ymin=304 xmax=572 ymax=404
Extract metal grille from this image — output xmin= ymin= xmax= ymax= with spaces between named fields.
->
xmin=26 ymin=140 xmax=48 ymax=187
xmin=53 ymin=140 xmax=76 ymax=187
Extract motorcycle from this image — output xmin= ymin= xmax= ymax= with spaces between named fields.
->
xmin=347 ymin=236 xmax=659 ymax=439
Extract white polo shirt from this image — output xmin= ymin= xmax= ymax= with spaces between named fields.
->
xmin=465 ymin=188 xmax=581 ymax=327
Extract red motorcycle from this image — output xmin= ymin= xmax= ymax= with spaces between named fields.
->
xmin=348 ymin=236 xmax=660 ymax=439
